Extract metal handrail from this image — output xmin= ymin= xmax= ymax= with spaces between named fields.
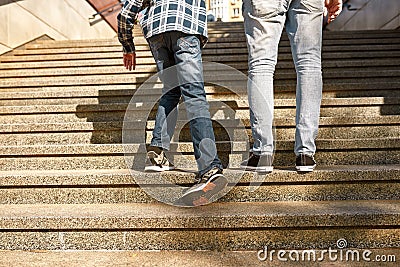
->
xmin=343 ymin=0 xmax=358 ymax=11
xmin=89 ymin=1 xmax=124 ymax=20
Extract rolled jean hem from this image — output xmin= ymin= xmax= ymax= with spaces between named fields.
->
xmin=252 ymin=151 xmax=274 ymax=156
xmin=198 ymin=164 xmax=224 ymax=177
xmin=295 ymin=152 xmax=315 ymax=157
xmin=149 ymin=142 xmax=170 ymax=151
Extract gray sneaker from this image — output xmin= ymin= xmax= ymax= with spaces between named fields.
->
xmin=179 ymin=167 xmax=228 ymax=207
xmin=296 ymin=154 xmax=316 ymax=172
xmin=144 ymin=146 xmax=175 ymax=172
xmin=240 ymin=153 xmax=273 ymax=173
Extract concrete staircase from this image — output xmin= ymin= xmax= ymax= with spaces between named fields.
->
xmin=0 ymin=22 xmax=399 ymax=254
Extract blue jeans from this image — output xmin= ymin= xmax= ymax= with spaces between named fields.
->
xmin=147 ymin=31 xmax=223 ymax=175
xmin=243 ymin=0 xmax=323 ymax=156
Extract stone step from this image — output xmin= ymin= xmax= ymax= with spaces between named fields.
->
xmin=1 ymin=60 xmax=399 ymax=80
xmin=0 ymin=138 xmax=398 ymax=171
xmin=0 ymin=200 xmax=399 ymax=250
xmin=1 ymin=115 xmax=399 ymax=146
xmin=1 ymin=124 xmax=399 ymax=146
xmin=2 ymin=92 xmax=398 ymax=106
xmin=1 ymin=70 xmax=399 ymax=89
xmin=2 ymin=49 xmax=399 ymax=63
xmin=1 ymin=59 xmax=398 ymax=79
xmin=1 ymin=165 xmax=398 ymax=186
xmin=1 ymin=139 xmax=398 ymax=156
xmin=1 ymin=115 xmax=398 ymax=133
xmin=0 ymin=81 xmax=398 ymax=99
xmin=1 ymin=52 xmax=399 ymax=70
xmin=1 ymin=249 xmax=399 ymax=267
xmin=0 ymin=98 xmax=398 ymax=124
xmin=11 ymin=43 xmax=400 ymax=57
xmin=1 ymin=165 xmax=399 ymax=186
xmin=0 ymin=149 xmax=395 ymax=171
xmin=17 ymin=39 xmax=400 ymax=60
xmin=24 ymin=29 xmax=400 ymax=48
xmin=0 ymin=166 xmax=399 ymax=204
xmin=1 ymin=97 xmax=398 ymax=111
xmin=0 ymin=107 xmax=398 ymax=124
xmin=27 ymin=37 xmax=399 ymax=54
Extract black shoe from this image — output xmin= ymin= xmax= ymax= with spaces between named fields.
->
xmin=296 ymin=154 xmax=316 ymax=172
xmin=240 ymin=153 xmax=273 ymax=173
xmin=144 ymin=146 xmax=175 ymax=172
xmin=179 ymin=167 xmax=228 ymax=207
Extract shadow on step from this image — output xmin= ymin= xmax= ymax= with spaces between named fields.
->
xmin=75 ymin=87 xmax=248 ymax=169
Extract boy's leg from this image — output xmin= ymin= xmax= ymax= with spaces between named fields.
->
xmin=169 ymin=32 xmax=226 ymax=206
xmin=148 ymin=34 xmax=180 ymax=151
xmin=145 ymin=34 xmax=180 ymax=171
xmin=171 ymin=32 xmax=223 ymax=176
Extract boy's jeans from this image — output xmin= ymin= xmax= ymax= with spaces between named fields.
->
xmin=147 ymin=31 xmax=223 ymax=176
xmin=243 ymin=0 xmax=324 ymax=156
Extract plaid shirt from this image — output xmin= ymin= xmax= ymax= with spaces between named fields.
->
xmin=117 ymin=0 xmax=208 ymax=53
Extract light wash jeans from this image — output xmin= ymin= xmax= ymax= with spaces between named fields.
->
xmin=243 ymin=0 xmax=323 ymax=156
xmin=147 ymin=31 xmax=223 ymax=176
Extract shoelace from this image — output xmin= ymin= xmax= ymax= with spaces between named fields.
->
xmin=195 ymin=168 xmax=220 ymax=183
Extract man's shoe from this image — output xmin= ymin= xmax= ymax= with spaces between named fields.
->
xmin=144 ymin=146 xmax=175 ymax=172
xmin=240 ymin=154 xmax=273 ymax=173
xmin=180 ymin=167 xmax=228 ymax=206
xmin=296 ymin=154 xmax=316 ymax=172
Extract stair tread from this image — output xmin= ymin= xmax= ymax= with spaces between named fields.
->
xmin=0 ymin=97 xmax=399 ymax=112
xmin=9 ymin=43 xmax=400 ymax=57
xmin=0 ymin=116 xmax=399 ymax=133
xmin=0 ymin=138 xmax=399 ymax=156
xmin=0 ymin=59 xmax=399 ymax=78
xmin=0 ymin=199 xmax=399 ymax=230
xmin=0 ymin=165 xmax=399 ymax=186
xmin=2 ymin=51 xmax=399 ymax=63
xmin=0 ymin=249 xmax=399 ymax=267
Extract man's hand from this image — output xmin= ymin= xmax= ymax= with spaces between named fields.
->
xmin=325 ymin=0 xmax=343 ymax=24
xmin=123 ymin=52 xmax=136 ymax=71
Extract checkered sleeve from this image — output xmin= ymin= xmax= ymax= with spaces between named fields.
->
xmin=139 ymin=0 xmax=207 ymax=45
xmin=117 ymin=0 xmax=144 ymax=53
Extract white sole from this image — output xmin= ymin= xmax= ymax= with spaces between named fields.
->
xmin=182 ymin=174 xmax=224 ymax=196
xmin=179 ymin=174 xmax=228 ymax=206
xmin=240 ymin=165 xmax=273 ymax=173
xmin=296 ymin=165 xmax=316 ymax=172
xmin=144 ymin=165 xmax=175 ymax=172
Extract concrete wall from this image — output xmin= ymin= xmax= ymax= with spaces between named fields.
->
xmin=327 ymin=0 xmax=400 ymax=31
xmin=0 ymin=0 xmax=116 ymax=55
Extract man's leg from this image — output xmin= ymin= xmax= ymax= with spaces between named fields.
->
xmin=286 ymin=0 xmax=323 ymax=171
xmin=241 ymin=0 xmax=288 ymax=171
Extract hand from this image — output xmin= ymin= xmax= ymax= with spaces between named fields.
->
xmin=123 ymin=52 xmax=136 ymax=71
xmin=325 ymin=0 xmax=343 ymax=24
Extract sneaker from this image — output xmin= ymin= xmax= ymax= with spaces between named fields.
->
xmin=179 ymin=167 xmax=228 ymax=206
xmin=296 ymin=154 xmax=316 ymax=172
xmin=240 ymin=153 xmax=273 ymax=173
xmin=144 ymin=146 xmax=175 ymax=172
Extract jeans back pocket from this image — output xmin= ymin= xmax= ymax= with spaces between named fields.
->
xmin=250 ymin=0 xmax=282 ymax=19
xmin=177 ymin=35 xmax=200 ymax=55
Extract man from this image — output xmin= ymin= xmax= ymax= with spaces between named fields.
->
xmin=117 ymin=0 xmax=227 ymax=206
xmin=240 ymin=0 xmax=343 ymax=172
